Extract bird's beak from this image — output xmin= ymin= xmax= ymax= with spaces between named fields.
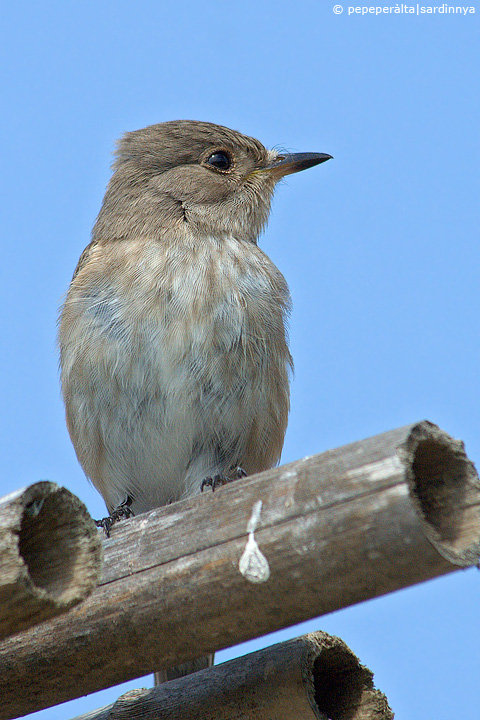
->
xmin=262 ymin=152 xmax=333 ymax=179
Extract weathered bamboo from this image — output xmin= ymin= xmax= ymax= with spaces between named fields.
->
xmin=69 ymin=632 xmax=393 ymax=720
xmin=0 ymin=481 xmax=102 ymax=639
xmin=1 ymin=422 xmax=479 ymax=718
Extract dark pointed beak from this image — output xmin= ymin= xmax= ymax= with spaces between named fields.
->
xmin=264 ymin=152 xmax=333 ymax=179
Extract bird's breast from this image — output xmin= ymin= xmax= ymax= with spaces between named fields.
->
xmin=60 ymin=235 xmax=291 ymax=389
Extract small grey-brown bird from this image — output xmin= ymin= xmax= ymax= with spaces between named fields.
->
xmin=58 ymin=120 xmax=331 ymax=679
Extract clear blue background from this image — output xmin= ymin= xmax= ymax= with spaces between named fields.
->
xmin=1 ymin=2 xmax=479 ymax=718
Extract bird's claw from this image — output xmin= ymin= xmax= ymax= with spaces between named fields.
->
xmin=200 ymin=466 xmax=247 ymax=493
xmin=95 ymin=495 xmax=134 ymax=537
xmin=200 ymin=474 xmax=228 ymax=493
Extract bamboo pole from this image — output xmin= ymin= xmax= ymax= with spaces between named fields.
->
xmin=0 ymin=481 xmax=102 ymax=639
xmin=1 ymin=421 xmax=479 ymax=718
xmin=69 ymin=632 xmax=393 ymax=720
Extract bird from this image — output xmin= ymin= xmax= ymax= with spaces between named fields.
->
xmin=58 ymin=119 xmax=331 ymax=681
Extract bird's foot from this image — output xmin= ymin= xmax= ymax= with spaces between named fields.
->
xmin=200 ymin=466 xmax=247 ymax=493
xmin=200 ymin=474 xmax=227 ymax=493
xmin=95 ymin=495 xmax=134 ymax=537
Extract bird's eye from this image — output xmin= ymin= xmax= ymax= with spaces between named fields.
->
xmin=206 ymin=151 xmax=232 ymax=171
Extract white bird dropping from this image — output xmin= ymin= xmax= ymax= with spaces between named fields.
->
xmin=239 ymin=500 xmax=270 ymax=583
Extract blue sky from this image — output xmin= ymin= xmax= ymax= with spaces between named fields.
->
xmin=1 ymin=2 xmax=479 ymax=718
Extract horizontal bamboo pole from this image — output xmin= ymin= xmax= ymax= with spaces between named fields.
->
xmin=0 ymin=481 xmax=102 ymax=639
xmin=1 ymin=421 xmax=479 ymax=718
xmin=70 ymin=632 xmax=393 ymax=720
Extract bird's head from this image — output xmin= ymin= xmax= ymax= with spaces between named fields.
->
xmin=93 ymin=120 xmax=331 ymax=244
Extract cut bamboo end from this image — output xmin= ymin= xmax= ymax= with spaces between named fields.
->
xmin=18 ymin=482 xmax=102 ymax=603
xmin=400 ymin=421 xmax=480 ymax=566
xmin=0 ymin=481 xmax=102 ymax=638
xmin=307 ymin=633 xmax=393 ymax=720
